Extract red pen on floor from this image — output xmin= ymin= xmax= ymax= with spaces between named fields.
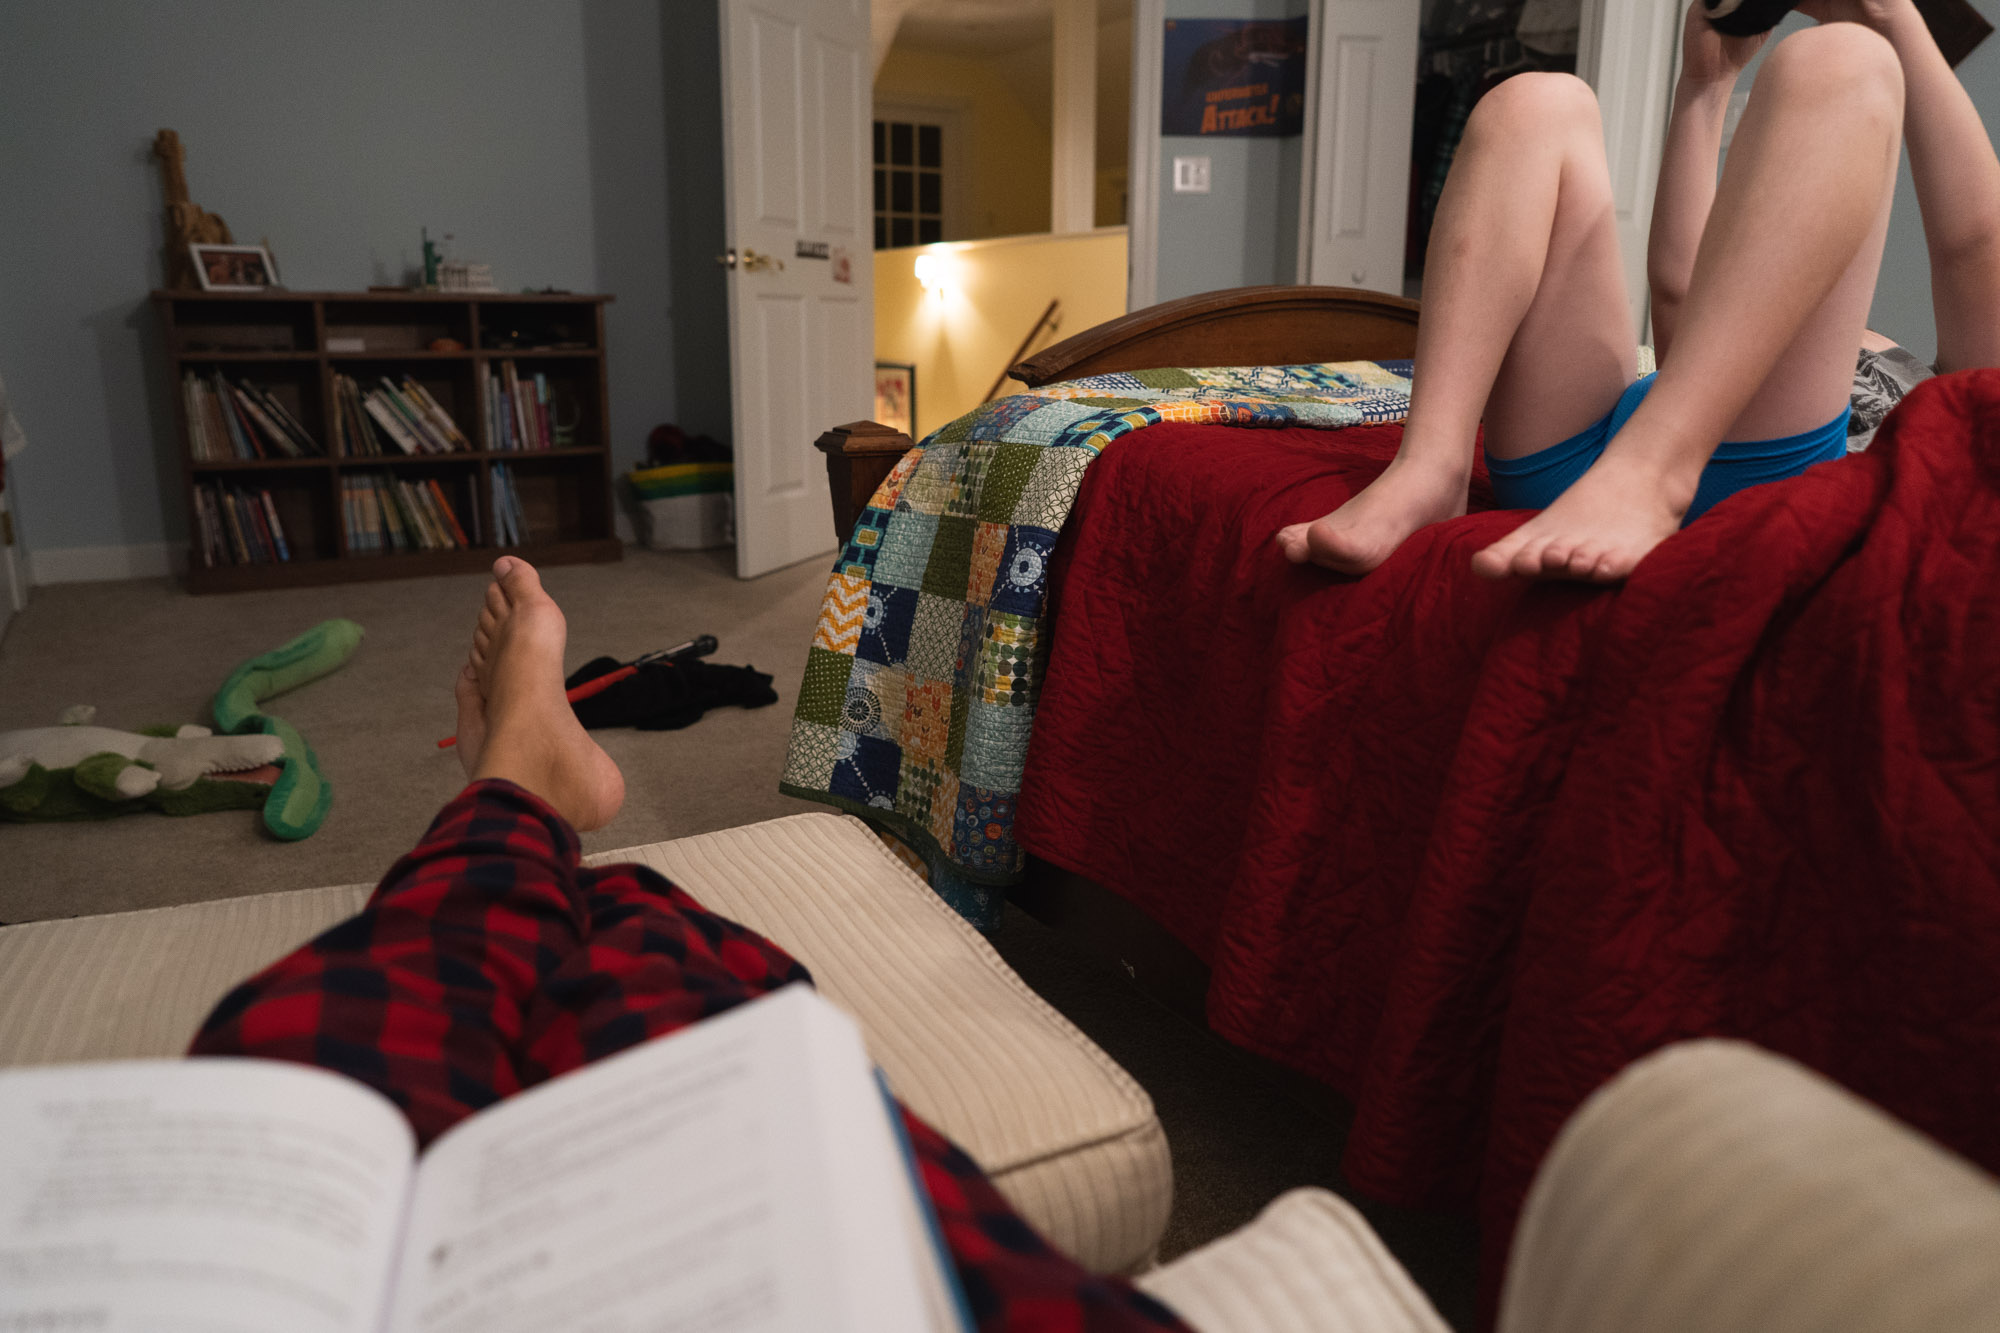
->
xmin=437 ymin=637 xmax=716 ymax=747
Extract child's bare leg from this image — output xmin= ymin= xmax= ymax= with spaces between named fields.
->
xmin=1275 ymin=73 xmax=1634 ymax=573
xmin=455 ymin=556 xmax=625 ymax=830
xmin=1806 ymin=0 xmax=2000 ymax=369
xmin=1471 ymin=23 xmax=1904 ymax=582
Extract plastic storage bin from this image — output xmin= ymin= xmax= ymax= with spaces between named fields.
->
xmin=629 ymin=462 xmax=733 ymax=551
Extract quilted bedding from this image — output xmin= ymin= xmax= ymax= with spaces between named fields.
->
xmin=780 ymin=361 xmax=1412 ymax=922
xmin=1017 ymin=370 xmax=2000 ymax=1287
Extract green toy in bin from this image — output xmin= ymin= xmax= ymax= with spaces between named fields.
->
xmin=628 ymin=461 xmax=733 ymax=550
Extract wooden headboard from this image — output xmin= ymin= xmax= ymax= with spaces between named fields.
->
xmin=1010 ymin=284 xmax=1420 ymax=387
xmin=815 ymin=284 xmax=1422 ymax=541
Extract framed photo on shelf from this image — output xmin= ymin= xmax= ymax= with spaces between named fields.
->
xmin=874 ymin=361 xmax=916 ymax=436
xmin=190 ymin=242 xmax=277 ymax=293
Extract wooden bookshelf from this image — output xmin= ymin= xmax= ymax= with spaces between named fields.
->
xmin=154 ymin=289 xmax=623 ymax=593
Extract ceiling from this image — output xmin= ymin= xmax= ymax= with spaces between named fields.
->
xmin=894 ymin=0 xmax=1132 ymax=56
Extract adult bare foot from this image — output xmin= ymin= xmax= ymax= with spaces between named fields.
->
xmin=454 ymin=556 xmax=625 ymax=830
xmin=1469 ymin=450 xmax=1695 ymax=582
xmin=452 ymin=661 xmax=489 ymax=780
xmin=1274 ymin=454 xmax=1471 ymax=574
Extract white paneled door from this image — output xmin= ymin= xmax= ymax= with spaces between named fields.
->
xmin=720 ymin=0 xmax=874 ymax=579
xmin=1297 ymin=0 xmax=1420 ymax=295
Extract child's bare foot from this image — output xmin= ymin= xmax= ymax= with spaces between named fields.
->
xmin=454 ymin=556 xmax=624 ymax=830
xmin=1470 ymin=450 xmax=1695 ymax=582
xmin=1275 ymin=454 xmax=1471 ymax=574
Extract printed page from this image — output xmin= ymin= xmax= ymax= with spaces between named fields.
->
xmin=388 ymin=984 xmax=938 ymax=1333
xmin=809 ymin=1011 xmax=975 ymax=1333
xmin=0 ymin=1058 xmax=416 ymax=1333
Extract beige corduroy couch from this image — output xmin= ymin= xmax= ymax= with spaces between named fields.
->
xmin=4 ymin=813 xmax=1997 ymax=1331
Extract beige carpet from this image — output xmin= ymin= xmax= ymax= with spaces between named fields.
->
xmin=0 ymin=545 xmax=1479 ymax=1323
xmin=0 ymin=548 xmax=828 ymax=924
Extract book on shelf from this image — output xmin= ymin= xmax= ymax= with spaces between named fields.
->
xmin=379 ymin=475 xmax=412 ymax=550
xmin=241 ymin=380 xmax=319 ymax=457
xmin=183 ymin=371 xmax=320 ymax=461
xmin=194 ymin=482 xmax=293 ymax=567
xmin=0 ymin=985 xmax=972 ymax=1333
xmin=192 ymin=485 xmax=214 ymax=565
xmin=490 ymin=461 xmax=529 ymax=546
xmin=334 ymin=374 xmax=387 ymax=457
xmin=246 ymin=491 xmax=274 ymax=562
xmin=342 ymin=473 xmax=475 ymax=555
xmin=360 ymin=478 xmax=384 ymax=551
xmin=260 ymin=490 xmax=292 ymax=562
xmin=429 ymin=477 xmax=473 ymax=545
xmin=400 ymin=378 xmax=471 ymax=452
xmin=480 ymin=360 xmax=561 ymax=451
xmin=332 ymin=374 xmax=471 ymax=457
xmin=222 ymin=486 xmax=250 ymax=562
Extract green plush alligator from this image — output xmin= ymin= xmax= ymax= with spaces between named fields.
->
xmin=0 ymin=716 xmax=283 ymax=818
xmin=0 ymin=618 xmax=363 ymax=838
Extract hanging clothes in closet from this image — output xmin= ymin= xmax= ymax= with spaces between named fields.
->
xmin=1407 ymin=0 xmax=1582 ymax=285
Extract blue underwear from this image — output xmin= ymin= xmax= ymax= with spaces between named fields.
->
xmin=1483 ymin=372 xmax=1851 ymax=523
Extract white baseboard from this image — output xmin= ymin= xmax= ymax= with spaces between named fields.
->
xmin=28 ymin=542 xmax=180 ymax=585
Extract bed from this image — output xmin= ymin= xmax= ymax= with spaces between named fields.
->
xmin=804 ymin=285 xmax=2000 ymax=1296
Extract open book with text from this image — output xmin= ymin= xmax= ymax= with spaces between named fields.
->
xmin=0 ymin=985 xmax=971 ymax=1333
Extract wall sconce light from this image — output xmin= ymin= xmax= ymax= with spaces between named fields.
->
xmin=914 ymin=251 xmax=953 ymax=301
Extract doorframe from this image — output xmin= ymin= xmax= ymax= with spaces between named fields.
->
xmin=1128 ymin=0 xmax=1679 ymax=320
xmin=1294 ymin=0 xmax=1327 ymax=286
xmin=1125 ymin=0 xmax=1165 ymax=312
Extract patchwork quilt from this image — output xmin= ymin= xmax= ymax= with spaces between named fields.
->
xmin=779 ymin=361 xmax=1413 ymax=909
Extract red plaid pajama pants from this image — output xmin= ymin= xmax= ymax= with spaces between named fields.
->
xmin=190 ymin=779 xmax=1191 ymax=1333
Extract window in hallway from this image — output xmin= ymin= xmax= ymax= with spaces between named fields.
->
xmin=874 ymin=119 xmax=945 ymax=248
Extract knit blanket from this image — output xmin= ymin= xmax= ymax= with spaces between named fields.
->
xmin=779 ymin=361 xmax=1413 ymax=912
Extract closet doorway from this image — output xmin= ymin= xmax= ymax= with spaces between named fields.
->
xmin=1405 ymin=1 xmax=1584 ymax=295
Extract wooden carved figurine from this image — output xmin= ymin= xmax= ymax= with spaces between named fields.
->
xmin=154 ymin=129 xmax=232 ymax=289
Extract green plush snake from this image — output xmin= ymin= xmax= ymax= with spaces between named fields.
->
xmin=211 ymin=619 xmax=364 ymax=840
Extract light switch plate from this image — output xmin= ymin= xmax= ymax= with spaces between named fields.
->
xmin=1172 ymin=155 xmax=1211 ymax=194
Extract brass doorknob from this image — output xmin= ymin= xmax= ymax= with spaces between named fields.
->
xmin=716 ymin=249 xmax=738 ymax=269
xmin=741 ymin=248 xmax=785 ymax=273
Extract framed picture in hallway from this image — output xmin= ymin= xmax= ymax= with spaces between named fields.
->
xmin=874 ymin=361 xmax=915 ymax=437
xmin=1161 ymin=16 xmax=1308 ymax=137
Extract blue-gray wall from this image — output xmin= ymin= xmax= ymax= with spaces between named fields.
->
xmin=1155 ymin=0 xmax=1309 ymax=302
xmin=1862 ymin=3 xmax=1999 ymax=363
xmin=1738 ymin=6 xmax=2000 ymax=362
xmin=0 ymin=0 xmax=728 ymax=562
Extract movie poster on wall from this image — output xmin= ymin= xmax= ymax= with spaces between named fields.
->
xmin=1161 ymin=16 xmax=1309 ymax=137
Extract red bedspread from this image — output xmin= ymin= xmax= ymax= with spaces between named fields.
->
xmin=1018 ymin=370 xmax=2000 ymax=1287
